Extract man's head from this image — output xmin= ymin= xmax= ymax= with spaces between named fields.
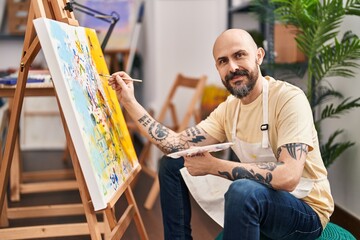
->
xmin=213 ymin=29 xmax=265 ymax=99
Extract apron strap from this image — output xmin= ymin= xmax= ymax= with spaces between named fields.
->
xmin=231 ymin=100 xmax=241 ymax=142
xmin=261 ymin=78 xmax=269 ymax=148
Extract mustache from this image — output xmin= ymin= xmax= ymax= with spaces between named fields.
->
xmin=225 ymin=69 xmax=249 ymax=82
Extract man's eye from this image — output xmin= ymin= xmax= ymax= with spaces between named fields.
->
xmin=235 ymin=53 xmax=243 ymax=58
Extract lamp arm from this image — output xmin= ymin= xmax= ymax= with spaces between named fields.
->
xmin=101 ymin=16 xmax=118 ymax=51
xmin=64 ymin=0 xmax=120 ymax=51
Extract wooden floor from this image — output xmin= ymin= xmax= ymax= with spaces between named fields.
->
xmin=4 ymin=147 xmax=222 ymax=240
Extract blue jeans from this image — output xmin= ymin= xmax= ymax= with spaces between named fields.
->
xmin=158 ymin=156 xmax=323 ymax=240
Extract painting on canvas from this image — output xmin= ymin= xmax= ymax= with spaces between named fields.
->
xmin=33 ymin=17 xmax=139 ymax=210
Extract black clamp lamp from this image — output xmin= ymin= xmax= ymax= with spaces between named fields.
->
xmin=64 ymin=0 xmax=120 ymax=51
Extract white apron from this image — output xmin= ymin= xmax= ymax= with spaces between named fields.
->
xmin=181 ymin=78 xmax=321 ymax=227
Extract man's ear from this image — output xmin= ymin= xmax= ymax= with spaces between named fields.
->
xmin=256 ymin=47 xmax=265 ymax=65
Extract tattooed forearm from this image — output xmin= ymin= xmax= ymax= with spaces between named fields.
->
xmin=137 ymin=115 xmax=208 ymax=154
xmin=218 ymin=167 xmax=273 ymax=188
xmin=185 ymin=127 xmax=201 ymax=136
xmin=185 ymin=127 xmax=206 ymax=143
xmin=138 ymin=114 xmax=152 ymax=127
xmin=159 ymin=138 xmax=188 ymax=154
xmin=278 ymin=143 xmax=308 ymax=160
xmin=163 ymin=130 xmax=207 ymax=154
xmin=148 ymin=121 xmax=169 ymax=141
xmin=139 ymin=117 xmax=190 ymax=154
xmin=256 ymin=162 xmax=279 ymax=171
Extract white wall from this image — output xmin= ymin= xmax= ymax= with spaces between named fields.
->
xmin=324 ymin=15 xmax=360 ymax=219
xmin=0 ymin=40 xmax=23 ymax=69
xmin=141 ymin=0 xmax=227 ymax=115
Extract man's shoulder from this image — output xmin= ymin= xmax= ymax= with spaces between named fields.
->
xmin=267 ymin=76 xmax=306 ymax=99
xmin=266 ymin=77 xmax=311 ymax=113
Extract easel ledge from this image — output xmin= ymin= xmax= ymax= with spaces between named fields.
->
xmin=0 ymin=0 xmax=148 ymax=239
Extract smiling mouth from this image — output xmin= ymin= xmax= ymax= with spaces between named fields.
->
xmin=233 ymin=80 xmax=243 ymax=85
xmin=230 ymin=76 xmax=245 ymax=85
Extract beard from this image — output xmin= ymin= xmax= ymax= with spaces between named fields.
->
xmin=222 ymin=64 xmax=259 ymax=99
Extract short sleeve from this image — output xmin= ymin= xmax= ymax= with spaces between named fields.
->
xmin=276 ymin=91 xmax=315 ymax=151
xmin=198 ymin=100 xmax=229 ymax=143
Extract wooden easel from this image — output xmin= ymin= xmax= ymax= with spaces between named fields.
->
xmin=0 ymin=0 xmax=148 ymax=239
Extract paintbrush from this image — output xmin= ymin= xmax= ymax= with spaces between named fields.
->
xmin=99 ymin=73 xmax=142 ymax=83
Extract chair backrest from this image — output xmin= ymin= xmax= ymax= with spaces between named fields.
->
xmin=138 ymin=73 xmax=207 ymax=164
xmin=156 ymin=73 xmax=207 ymax=131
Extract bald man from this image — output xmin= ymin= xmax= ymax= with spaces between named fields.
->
xmin=109 ymin=29 xmax=334 ymax=240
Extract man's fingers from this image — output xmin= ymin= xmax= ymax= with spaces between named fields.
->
xmin=115 ymin=75 xmax=127 ymax=87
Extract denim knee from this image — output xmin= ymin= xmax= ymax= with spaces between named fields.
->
xmin=225 ymin=179 xmax=269 ymax=207
xmin=158 ymin=156 xmax=184 ymax=179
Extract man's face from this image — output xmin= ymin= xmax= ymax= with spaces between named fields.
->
xmin=213 ymin=30 xmax=262 ymax=99
xmin=222 ymin=60 xmax=259 ymax=98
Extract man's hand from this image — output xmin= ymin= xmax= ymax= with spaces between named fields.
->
xmin=108 ymin=71 xmax=135 ymax=106
xmin=184 ymin=152 xmax=217 ymax=176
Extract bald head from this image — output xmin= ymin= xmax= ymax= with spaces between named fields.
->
xmin=213 ymin=29 xmax=258 ymax=59
xmin=212 ymin=29 xmax=265 ymax=101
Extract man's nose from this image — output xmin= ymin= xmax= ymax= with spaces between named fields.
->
xmin=228 ymin=59 xmax=239 ymax=72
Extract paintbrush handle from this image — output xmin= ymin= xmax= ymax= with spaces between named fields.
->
xmin=99 ymin=74 xmax=142 ymax=83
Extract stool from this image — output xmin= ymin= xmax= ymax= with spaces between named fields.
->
xmin=317 ymin=222 xmax=355 ymax=240
xmin=215 ymin=222 xmax=356 ymax=240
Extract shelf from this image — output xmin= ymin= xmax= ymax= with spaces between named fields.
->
xmin=0 ymin=34 xmax=24 ymax=40
xmin=228 ymin=0 xmax=252 ymax=13
xmin=228 ymin=4 xmax=251 ymax=13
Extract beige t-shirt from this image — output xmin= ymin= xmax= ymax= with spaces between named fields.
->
xmin=198 ymin=76 xmax=334 ymax=228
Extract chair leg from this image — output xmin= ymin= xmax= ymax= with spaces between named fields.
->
xmin=144 ymin=176 xmax=160 ymax=210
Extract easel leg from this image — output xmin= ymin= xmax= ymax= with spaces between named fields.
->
xmin=0 ymin=193 xmax=9 ymax=227
xmin=67 ymin=134 xmax=102 ymax=240
xmin=10 ymin=136 xmax=21 ymax=202
xmin=103 ymin=212 xmax=111 ymax=240
xmin=125 ymin=187 xmax=148 ymax=240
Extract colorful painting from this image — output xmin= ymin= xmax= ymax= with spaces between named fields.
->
xmin=33 ymin=18 xmax=139 ymax=210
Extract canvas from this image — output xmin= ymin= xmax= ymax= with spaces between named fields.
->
xmin=33 ymin=18 xmax=139 ymax=211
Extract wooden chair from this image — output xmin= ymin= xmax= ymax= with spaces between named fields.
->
xmin=137 ymin=73 xmax=207 ymax=210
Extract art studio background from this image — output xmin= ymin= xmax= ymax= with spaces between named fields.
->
xmin=0 ymin=0 xmax=359 ymax=238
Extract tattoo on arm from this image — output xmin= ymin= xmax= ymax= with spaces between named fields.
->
xmin=138 ymin=115 xmax=208 ymax=154
xmin=218 ymin=162 xmax=280 ymax=188
xmin=158 ymin=137 xmax=189 ymax=154
xmin=163 ymin=129 xmax=207 ymax=154
xmin=148 ymin=121 xmax=169 ymax=141
xmin=277 ymin=143 xmax=308 ymax=160
xmin=138 ymin=114 xmax=152 ymax=127
xmin=257 ymin=162 xmax=278 ymax=171
xmin=186 ymin=127 xmax=206 ymax=143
